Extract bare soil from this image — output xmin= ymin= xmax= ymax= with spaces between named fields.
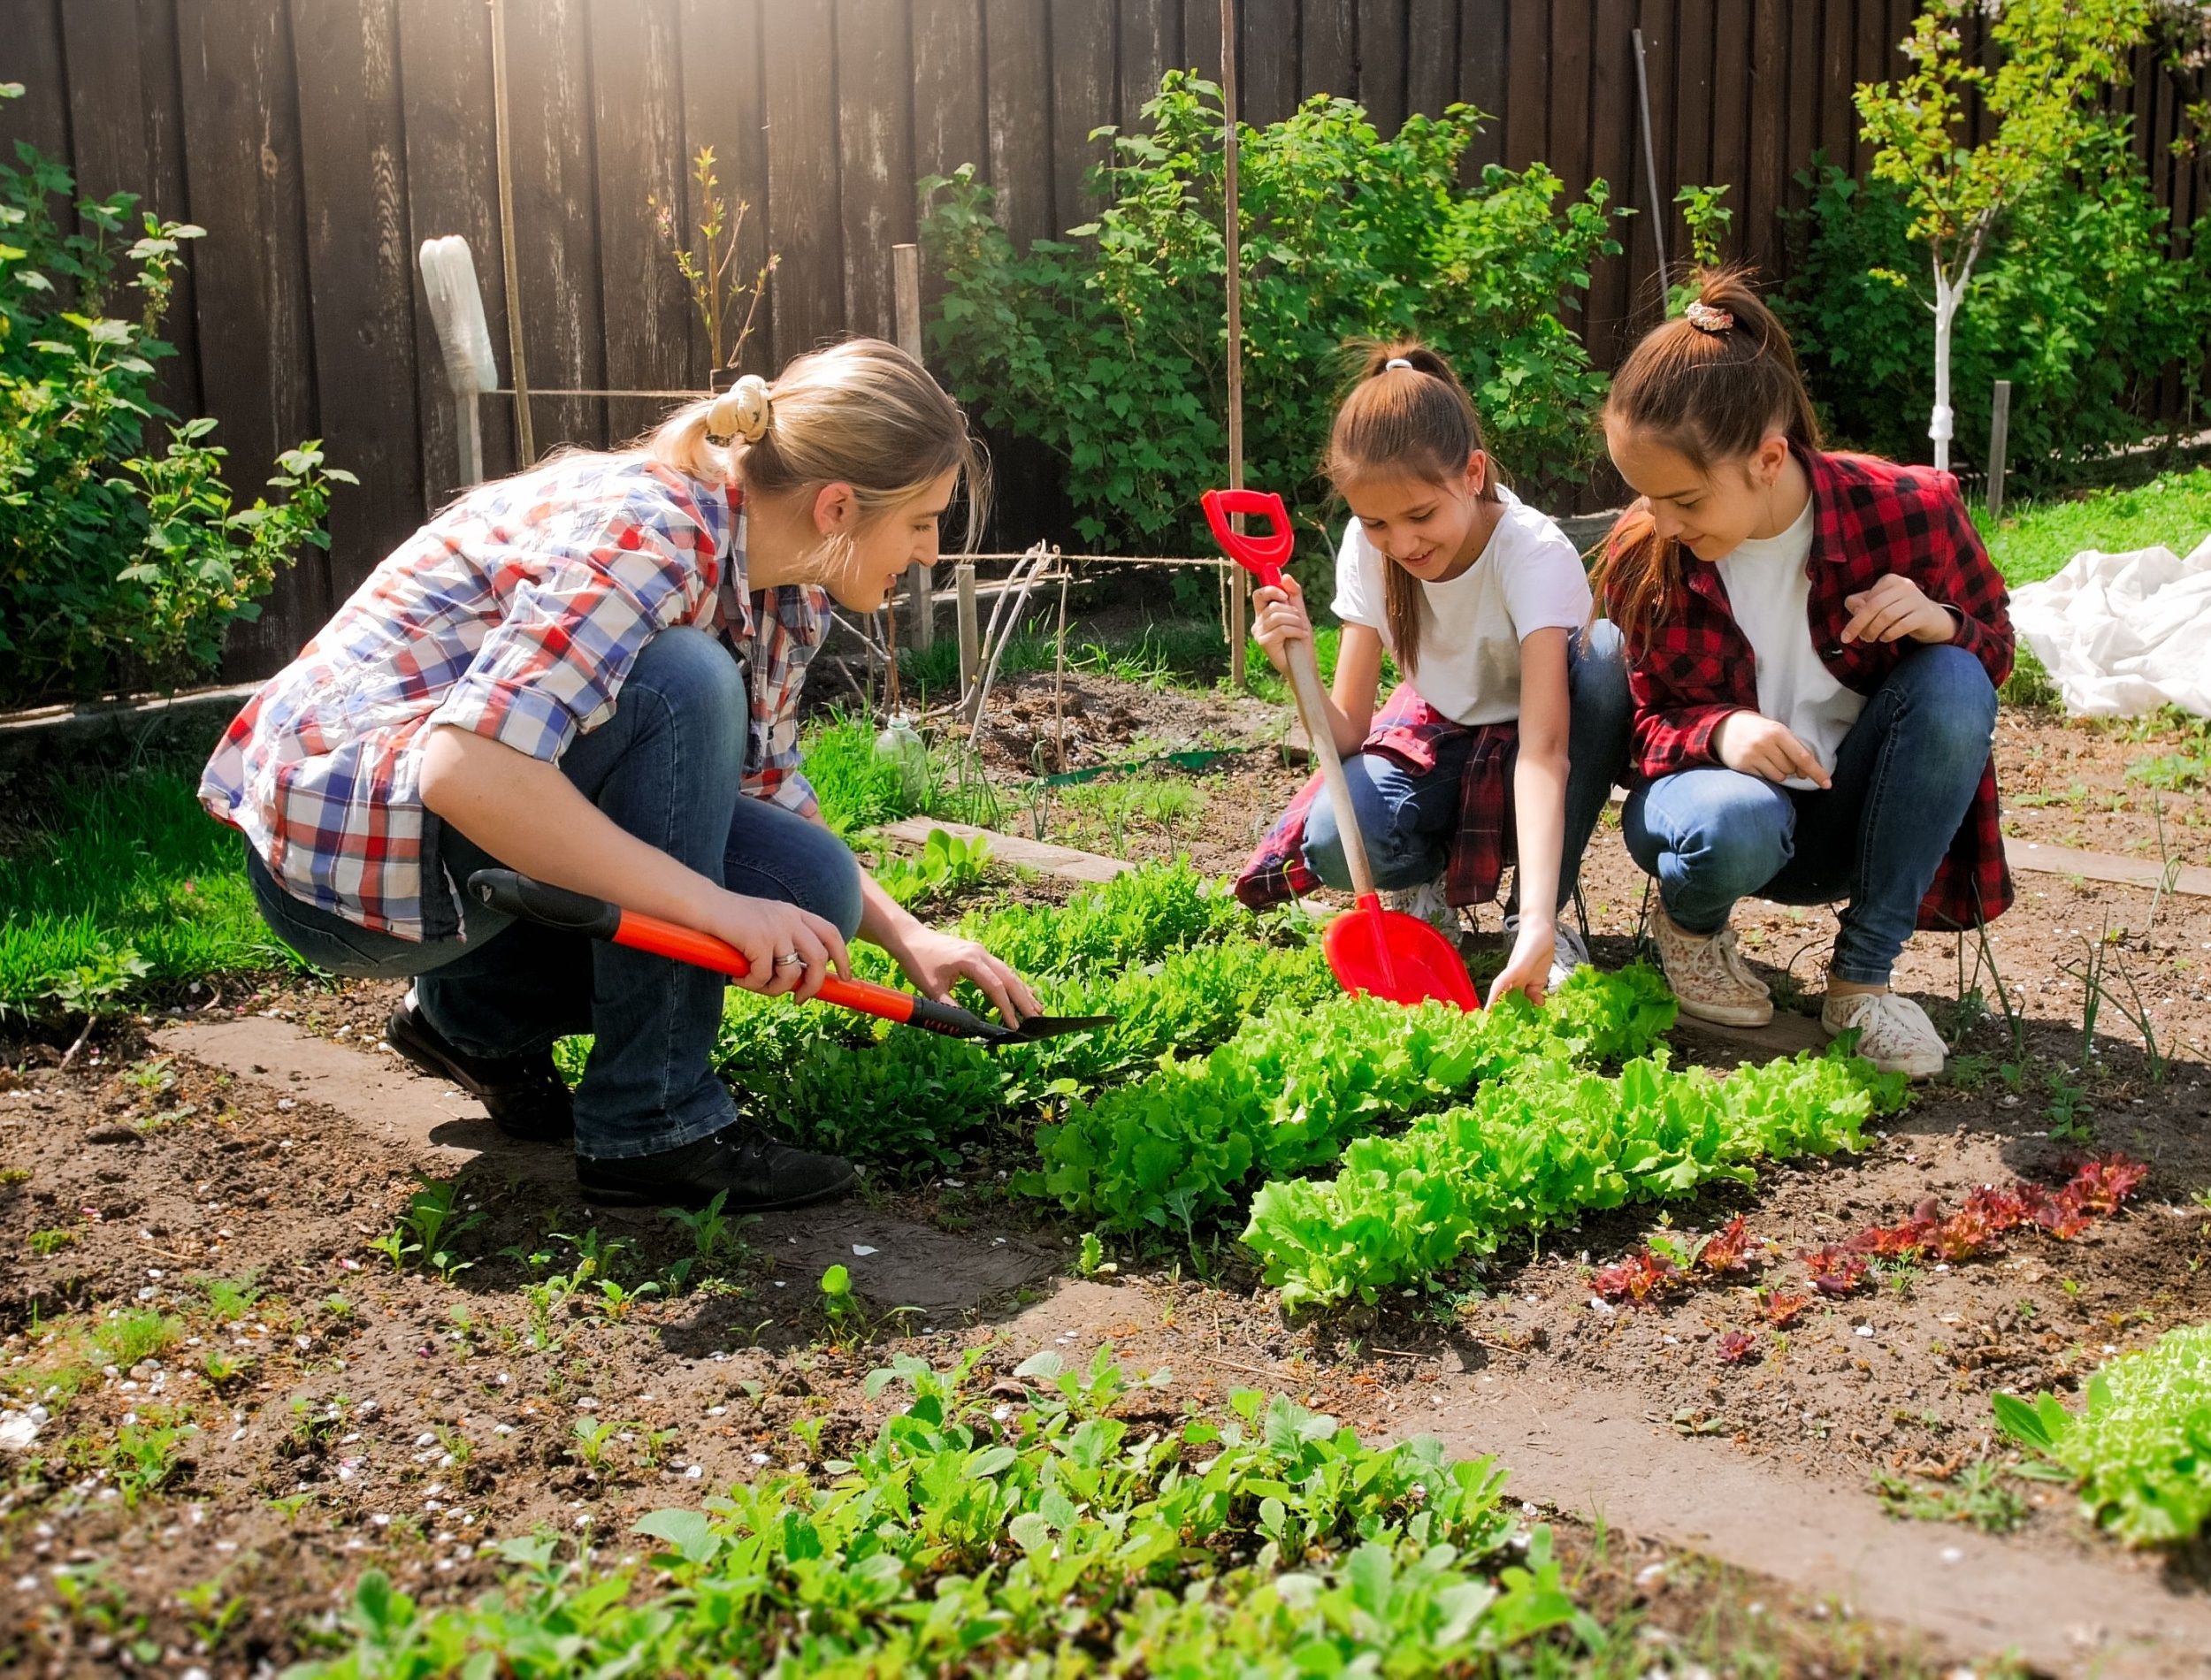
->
xmin=4 ymin=685 xmax=2210 ymax=1676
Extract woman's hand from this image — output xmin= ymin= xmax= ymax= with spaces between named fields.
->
xmin=1486 ymin=919 xmax=1556 ymax=1010
xmin=1713 ymin=712 xmax=1832 ymax=788
xmin=1251 ymin=577 xmax=1314 ymax=676
xmin=894 ymin=925 xmax=1041 ymax=1024
xmin=1840 ymin=573 xmax=1955 ymax=645
xmin=702 ymin=891 xmax=853 ymax=1003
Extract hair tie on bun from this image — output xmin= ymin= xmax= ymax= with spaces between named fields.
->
xmin=1684 ymin=301 xmax=1735 ymax=335
xmin=1384 ymin=355 xmax=1414 ymax=370
xmin=707 ymin=372 xmax=773 ymax=444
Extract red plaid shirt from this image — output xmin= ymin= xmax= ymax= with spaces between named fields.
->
xmin=1234 ymin=685 xmax=1519 ymax=911
xmin=1603 ymin=448 xmax=2013 ymax=931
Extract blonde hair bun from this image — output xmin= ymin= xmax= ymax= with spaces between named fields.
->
xmin=708 ymin=372 xmax=773 ymax=444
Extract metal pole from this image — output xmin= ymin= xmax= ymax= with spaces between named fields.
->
xmin=1221 ymin=0 xmax=1247 ymax=689
xmin=892 ymin=242 xmax=936 ymax=653
xmin=488 ymin=0 xmax=535 ymax=465
xmin=1633 ymin=28 xmax=1670 ymax=289
xmin=1985 ymin=378 xmax=2013 ymax=521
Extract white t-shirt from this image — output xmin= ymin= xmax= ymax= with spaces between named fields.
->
xmin=1712 ymin=495 xmax=1864 ymax=789
xmin=1330 ymin=485 xmax=1592 ymax=726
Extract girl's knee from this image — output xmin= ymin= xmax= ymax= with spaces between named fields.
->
xmin=1902 ymin=644 xmax=1998 ymax=730
xmin=1642 ymin=772 xmax=1794 ymax=888
xmin=793 ymin=822 xmax=865 ymax=940
xmin=628 ymin=627 xmax=747 ymax=721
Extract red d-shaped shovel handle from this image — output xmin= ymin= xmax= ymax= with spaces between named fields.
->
xmin=1201 ymin=488 xmax=1296 ymax=590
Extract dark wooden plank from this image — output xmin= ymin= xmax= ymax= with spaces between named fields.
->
xmin=764 ymin=0 xmax=843 ymax=355
xmin=291 ymin=0 xmax=424 ymax=598
xmin=1742 ymin=0 xmax=1786 ymax=273
xmin=1501 ymin=0 xmax=1544 ymax=166
xmin=1456 ymin=0 xmax=1508 ymax=174
xmin=136 ymin=0 xmax=204 ymax=421
xmin=1671 ymin=0 xmax=1714 ymax=204
xmin=1708 ymin=0 xmax=1750 ymax=256
xmin=1182 ymin=0 xmax=1225 ymax=81
xmin=836 ymin=0 xmax=915 ymax=340
xmin=505 ymin=0 xmax=608 ymax=451
xmin=1117 ymin=0 xmax=1179 ymax=129
xmin=1546 ymin=0 xmax=1593 ymax=197
xmin=1358 ymin=0 xmax=1407 ymax=134
xmin=1242 ymin=0 xmax=1299 ymax=125
xmin=1404 ymin=0 xmax=1457 ymax=118
xmin=396 ymin=0 xmax=513 ymax=500
xmin=593 ymin=0 xmax=692 ymax=439
xmin=1631 ymin=0 xmax=1678 ymax=315
xmin=1585 ymin=0 xmax=1640 ymax=363
xmin=909 ymin=0 xmax=985 ymax=350
xmin=1783 ymin=0 xmax=1823 ymax=210
xmin=176 ymin=0 xmax=325 ymax=676
xmin=1303 ymin=0 xmax=1357 ymax=100
xmin=985 ymin=0 xmax=1053 ymax=246
xmin=677 ymin=0 xmax=772 ymax=375
xmin=1822 ymin=0 xmax=1854 ymax=167
xmin=0 ymin=0 xmax=70 ymax=168
xmin=1050 ymin=0 xmax=1116 ymax=231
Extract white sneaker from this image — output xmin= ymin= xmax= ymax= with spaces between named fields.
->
xmin=1647 ymin=901 xmax=1772 ymax=1027
xmin=1822 ymin=990 xmax=1947 ymax=1080
xmin=1382 ymin=878 xmax=1463 ymax=944
xmin=1503 ymin=913 xmax=1591 ymax=991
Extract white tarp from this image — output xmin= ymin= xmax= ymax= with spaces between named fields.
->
xmin=2008 ymin=535 xmax=2211 ymax=718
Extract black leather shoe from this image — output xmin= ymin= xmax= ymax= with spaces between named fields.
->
xmin=385 ymin=1000 xmax=575 ymax=1144
xmin=577 ymin=1126 xmax=859 ymax=1210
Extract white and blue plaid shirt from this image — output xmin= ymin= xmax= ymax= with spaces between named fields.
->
xmin=202 ymin=455 xmax=825 ymax=941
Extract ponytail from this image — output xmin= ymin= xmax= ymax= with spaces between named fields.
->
xmin=1321 ymin=339 xmax=1499 ymax=675
xmin=634 ymin=338 xmax=991 ymax=557
xmin=1595 ymin=269 xmax=1822 ymax=649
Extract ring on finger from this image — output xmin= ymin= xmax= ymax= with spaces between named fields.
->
xmin=775 ymin=951 xmax=806 ymax=969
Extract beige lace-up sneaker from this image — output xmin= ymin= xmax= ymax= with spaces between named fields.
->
xmin=1382 ymin=878 xmax=1464 ymax=944
xmin=1647 ymin=901 xmax=1772 ymax=1027
xmin=1821 ymin=989 xmax=1947 ymax=1080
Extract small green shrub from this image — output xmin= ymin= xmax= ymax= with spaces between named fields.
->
xmin=922 ymin=73 xmax=1617 ymax=573
xmin=0 ymin=84 xmax=349 ymax=706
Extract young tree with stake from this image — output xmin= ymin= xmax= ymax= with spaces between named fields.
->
xmin=1855 ymin=0 xmax=2154 ymax=470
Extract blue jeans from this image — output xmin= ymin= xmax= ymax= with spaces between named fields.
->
xmin=1620 ymin=643 xmax=1997 ymax=984
xmin=1301 ymin=619 xmax=1633 ymax=911
xmin=244 ymin=627 xmax=863 ymax=1160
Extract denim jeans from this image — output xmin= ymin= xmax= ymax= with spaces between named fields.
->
xmin=1301 ymin=619 xmax=1633 ymax=912
xmin=244 ymin=626 xmax=863 ymax=1160
xmin=1619 ymin=642 xmax=1997 ymax=984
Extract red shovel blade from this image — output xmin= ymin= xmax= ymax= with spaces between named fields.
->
xmin=1321 ymin=893 xmax=1482 ymax=1010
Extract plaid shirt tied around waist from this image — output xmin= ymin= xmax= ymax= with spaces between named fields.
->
xmin=1235 ymin=683 xmax=1519 ymax=912
xmin=200 ymin=455 xmax=827 ymax=943
xmin=1603 ymin=447 xmax=2014 ymax=932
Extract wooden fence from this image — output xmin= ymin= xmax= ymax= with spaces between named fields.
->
xmin=2 ymin=0 xmax=2203 ymax=679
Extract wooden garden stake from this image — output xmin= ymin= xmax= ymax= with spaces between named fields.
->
xmin=487 ymin=0 xmax=535 ymax=466
xmin=1986 ymin=378 xmax=2013 ymax=521
xmin=956 ymin=561 xmax=981 ymax=719
xmin=892 ymin=242 xmax=935 ymax=653
xmin=1221 ymin=0 xmax=1247 ymax=690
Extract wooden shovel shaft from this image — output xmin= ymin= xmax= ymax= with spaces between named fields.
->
xmin=1281 ymin=633 xmax=1379 ymax=901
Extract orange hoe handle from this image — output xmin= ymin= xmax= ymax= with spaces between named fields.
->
xmin=464 ymin=868 xmax=988 ymax=1038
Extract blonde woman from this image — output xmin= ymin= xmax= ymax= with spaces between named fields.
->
xmin=203 ymin=340 xmax=1036 ymax=1209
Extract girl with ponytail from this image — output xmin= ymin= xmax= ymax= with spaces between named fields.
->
xmin=1596 ymin=271 xmax=2014 ymax=1078
xmin=1235 ymin=341 xmax=1634 ymax=1008
xmin=202 ymin=339 xmax=1037 ymax=1209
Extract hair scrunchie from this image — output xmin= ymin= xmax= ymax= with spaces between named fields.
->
xmin=1684 ymin=301 xmax=1735 ymax=335
xmin=1383 ymin=355 xmax=1414 ymax=370
xmin=708 ymin=373 xmax=773 ymax=444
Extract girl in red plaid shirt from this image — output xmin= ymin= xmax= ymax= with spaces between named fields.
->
xmin=1597 ymin=273 xmax=2014 ymax=1079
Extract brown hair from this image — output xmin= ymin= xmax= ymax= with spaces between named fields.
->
xmin=1320 ymin=340 xmax=1499 ymax=675
xmin=1595 ymin=270 xmax=1823 ymax=648
xmin=639 ymin=337 xmax=991 ymax=560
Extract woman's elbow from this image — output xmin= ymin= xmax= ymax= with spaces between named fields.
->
xmin=418 ymin=726 xmax=472 ymax=815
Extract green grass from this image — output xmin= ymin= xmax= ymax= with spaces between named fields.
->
xmin=1978 ymin=466 xmax=2211 ymax=589
xmin=0 ymin=764 xmax=284 ymax=1013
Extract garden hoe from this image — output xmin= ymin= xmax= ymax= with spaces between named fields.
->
xmin=1202 ymin=488 xmax=1480 ymax=1011
xmin=466 ymin=868 xmax=1114 ymax=1045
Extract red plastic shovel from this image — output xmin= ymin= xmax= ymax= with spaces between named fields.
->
xmin=1203 ymin=487 xmax=1480 ymax=1011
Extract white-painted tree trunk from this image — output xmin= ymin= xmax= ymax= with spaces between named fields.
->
xmin=1930 ymin=264 xmax=1962 ymax=474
